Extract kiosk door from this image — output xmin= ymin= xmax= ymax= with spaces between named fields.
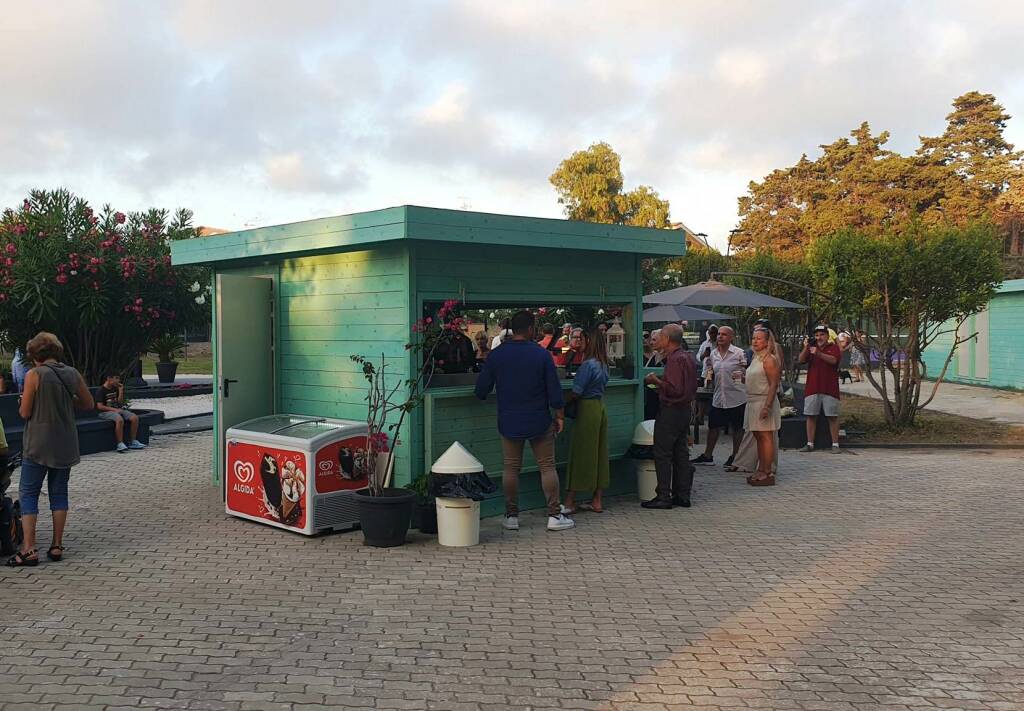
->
xmin=216 ymin=274 xmax=275 ymax=488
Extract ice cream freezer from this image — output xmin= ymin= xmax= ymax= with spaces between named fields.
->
xmin=225 ymin=414 xmax=369 ymax=535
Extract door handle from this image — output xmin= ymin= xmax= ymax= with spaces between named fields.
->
xmin=223 ymin=378 xmax=239 ymax=398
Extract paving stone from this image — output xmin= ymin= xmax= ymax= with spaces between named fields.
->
xmin=0 ymin=433 xmax=1021 ymax=710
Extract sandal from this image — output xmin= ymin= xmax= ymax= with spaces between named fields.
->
xmin=578 ymin=503 xmax=604 ymax=513
xmin=6 ymin=549 xmax=39 ymax=567
xmin=559 ymin=504 xmax=576 ymax=515
xmin=747 ymin=472 xmax=776 ymax=487
xmin=724 ymin=465 xmax=741 ymax=472
xmin=47 ymin=546 xmax=66 ymax=562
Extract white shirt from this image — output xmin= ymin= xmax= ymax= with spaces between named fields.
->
xmin=704 ymin=344 xmax=748 ymax=409
xmin=696 ymin=338 xmax=715 ymax=364
xmin=490 ymin=330 xmax=512 ymax=350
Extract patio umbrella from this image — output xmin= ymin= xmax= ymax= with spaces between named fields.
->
xmin=642 ymin=304 xmax=735 ymax=322
xmin=644 ymin=280 xmax=807 ymax=309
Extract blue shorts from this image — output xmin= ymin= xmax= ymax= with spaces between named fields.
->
xmin=19 ymin=458 xmax=71 ymax=516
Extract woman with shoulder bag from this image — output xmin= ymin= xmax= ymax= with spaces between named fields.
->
xmin=561 ymin=328 xmax=611 ymax=514
xmin=6 ymin=332 xmax=94 ymax=567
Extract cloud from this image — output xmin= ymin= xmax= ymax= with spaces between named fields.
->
xmin=1 ymin=0 xmax=1023 ymax=249
xmin=263 ymin=153 xmax=366 ymax=194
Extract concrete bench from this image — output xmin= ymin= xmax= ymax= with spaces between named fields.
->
xmin=0 ymin=389 xmax=164 ymax=456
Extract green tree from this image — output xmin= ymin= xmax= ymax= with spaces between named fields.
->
xmin=0 ymin=189 xmax=211 ymax=385
xmin=550 ymin=142 xmax=670 ymax=227
xmin=917 ymin=91 xmax=1023 ymax=223
xmin=993 ymin=175 xmax=1024 ymax=260
xmin=642 ymin=249 xmax=731 ymax=295
xmin=807 ymin=222 xmax=1003 ymax=427
xmin=736 ymin=124 xmax=922 ymax=259
xmin=735 ymin=93 xmax=1022 ymax=259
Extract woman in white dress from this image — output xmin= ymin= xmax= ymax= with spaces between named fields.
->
xmin=744 ymin=328 xmax=782 ymax=486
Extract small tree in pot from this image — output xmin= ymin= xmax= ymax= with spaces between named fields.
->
xmin=150 ymin=333 xmax=185 ymax=384
xmin=351 ymin=299 xmax=467 ymax=547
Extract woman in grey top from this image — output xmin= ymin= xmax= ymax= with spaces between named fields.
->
xmin=6 ymin=332 xmax=94 ymax=567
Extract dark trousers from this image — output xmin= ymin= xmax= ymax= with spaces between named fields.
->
xmin=653 ymin=402 xmax=693 ymax=502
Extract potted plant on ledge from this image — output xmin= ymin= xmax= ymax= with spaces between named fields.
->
xmin=351 ymin=299 xmax=466 ymax=547
xmin=150 ymin=332 xmax=185 ymax=384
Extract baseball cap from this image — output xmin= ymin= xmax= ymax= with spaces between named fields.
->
xmin=814 ymin=324 xmax=828 ymax=333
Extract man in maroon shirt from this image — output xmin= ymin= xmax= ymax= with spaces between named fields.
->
xmin=799 ymin=325 xmax=842 ymax=452
xmin=641 ymin=324 xmax=699 ymax=509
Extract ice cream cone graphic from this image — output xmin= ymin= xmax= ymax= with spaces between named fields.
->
xmin=280 ymin=460 xmax=306 ymax=525
xmin=259 ymin=453 xmax=283 ymax=518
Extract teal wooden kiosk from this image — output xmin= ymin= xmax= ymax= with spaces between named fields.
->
xmin=171 ymin=206 xmax=684 ymax=515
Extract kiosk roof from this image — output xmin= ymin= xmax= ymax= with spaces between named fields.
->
xmin=171 ymin=205 xmax=685 ymax=266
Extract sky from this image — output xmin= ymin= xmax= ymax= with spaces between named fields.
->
xmin=2 ymin=0 xmax=1024 ymax=251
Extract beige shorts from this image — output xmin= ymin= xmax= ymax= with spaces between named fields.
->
xmin=804 ymin=393 xmax=840 ymax=417
xmin=0 ymin=420 xmax=7 ymax=450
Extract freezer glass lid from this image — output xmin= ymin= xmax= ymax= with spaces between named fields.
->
xmin=237 ymin=415 xmax=352 ymax=440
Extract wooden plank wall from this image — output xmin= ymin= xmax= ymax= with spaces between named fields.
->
xmin=416 ymin=242 xmax=637 ymax=303
xmin=276 ymin=245 xmax=414 ymax=480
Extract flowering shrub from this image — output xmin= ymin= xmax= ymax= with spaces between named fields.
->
xmin=352 ymin=298 xmax=468 ymax=496
xmin=0 ymin=189 xmax=210 ymax=384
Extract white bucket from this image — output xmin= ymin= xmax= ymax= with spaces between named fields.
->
xmin=636 ymin=460 xmax=658 ymax=502
xmin=435 ymin=497 xmax=480 ymax=547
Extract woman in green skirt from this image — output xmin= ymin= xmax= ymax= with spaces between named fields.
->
xmin=562 ymin=328 xmax=610 ymax=514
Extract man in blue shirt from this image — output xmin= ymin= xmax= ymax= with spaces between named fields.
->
xmin=475 ymin=310 xmax=575 ymax=532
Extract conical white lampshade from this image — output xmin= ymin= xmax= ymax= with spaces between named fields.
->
xmin=431 ymin=441 xmax=483 ymax=475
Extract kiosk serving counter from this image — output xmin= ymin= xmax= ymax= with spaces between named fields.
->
xmin=170 ymin=206 xmax=685 ymax=516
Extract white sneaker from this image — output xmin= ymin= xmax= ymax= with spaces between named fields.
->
xmin=116 ymin=442 xmax=128 ymax=453
xmin=547 ymin=514 xmax=575 ymax=531
xmin=503 ymin=516 xmax=519 ymax=530
xmin=128 ymin=440 xmax=147 ymax=450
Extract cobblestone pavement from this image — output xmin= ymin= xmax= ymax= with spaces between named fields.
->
xmin=2 ymin=434 xmax=1022 ymax=711
xmin=131 ymin=394 xmax=213 ymax=420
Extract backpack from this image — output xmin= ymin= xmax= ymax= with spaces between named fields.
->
xmin=0 ymin=452 xmax=24 ymax=556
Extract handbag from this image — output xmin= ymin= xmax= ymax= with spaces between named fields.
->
xmin=564 ymin=398 xmax=580 ymax=420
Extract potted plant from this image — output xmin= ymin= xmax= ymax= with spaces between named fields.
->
xmin=351 ymin=299 xmax=466 ymax=547
xmin=616 ymin=354 xmax=635 ymax=380
xmin=407 ymin=472 xmax=437 ymax=535
xmin=150 ymin=333 xmax=185 ymax=384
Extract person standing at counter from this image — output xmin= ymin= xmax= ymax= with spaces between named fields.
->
xmin=475 ymin=311 xmax=575 ymax=532
xmin=641 ymin=324 xmax=698 ymax=509
xmin=562 ymin=328 xmax=610 ymax=514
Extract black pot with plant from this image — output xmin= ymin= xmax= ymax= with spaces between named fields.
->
xmin=407 ymin=472 xmax=437 ymax=535
xmin=351 ymin=297 xmax=466 ymax=547
xmin=617 ymin=354 xmax=635 ymax=380
xmin=150 ymin=333 xmax=185 ymax=384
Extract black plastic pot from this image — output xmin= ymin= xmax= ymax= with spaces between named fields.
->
xmin=155 ymin=361 xmax=179 ymax=384
xmin=355 ymin=488 xmax=416 ymax=547
xmin=416 ymin=501 xmax=438 ymax=535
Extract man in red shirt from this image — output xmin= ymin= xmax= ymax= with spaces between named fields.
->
xmin=799 ymin=325 xmax=842 ymax=452
xmin=641 ymin=324 xmax=699 ymax=509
